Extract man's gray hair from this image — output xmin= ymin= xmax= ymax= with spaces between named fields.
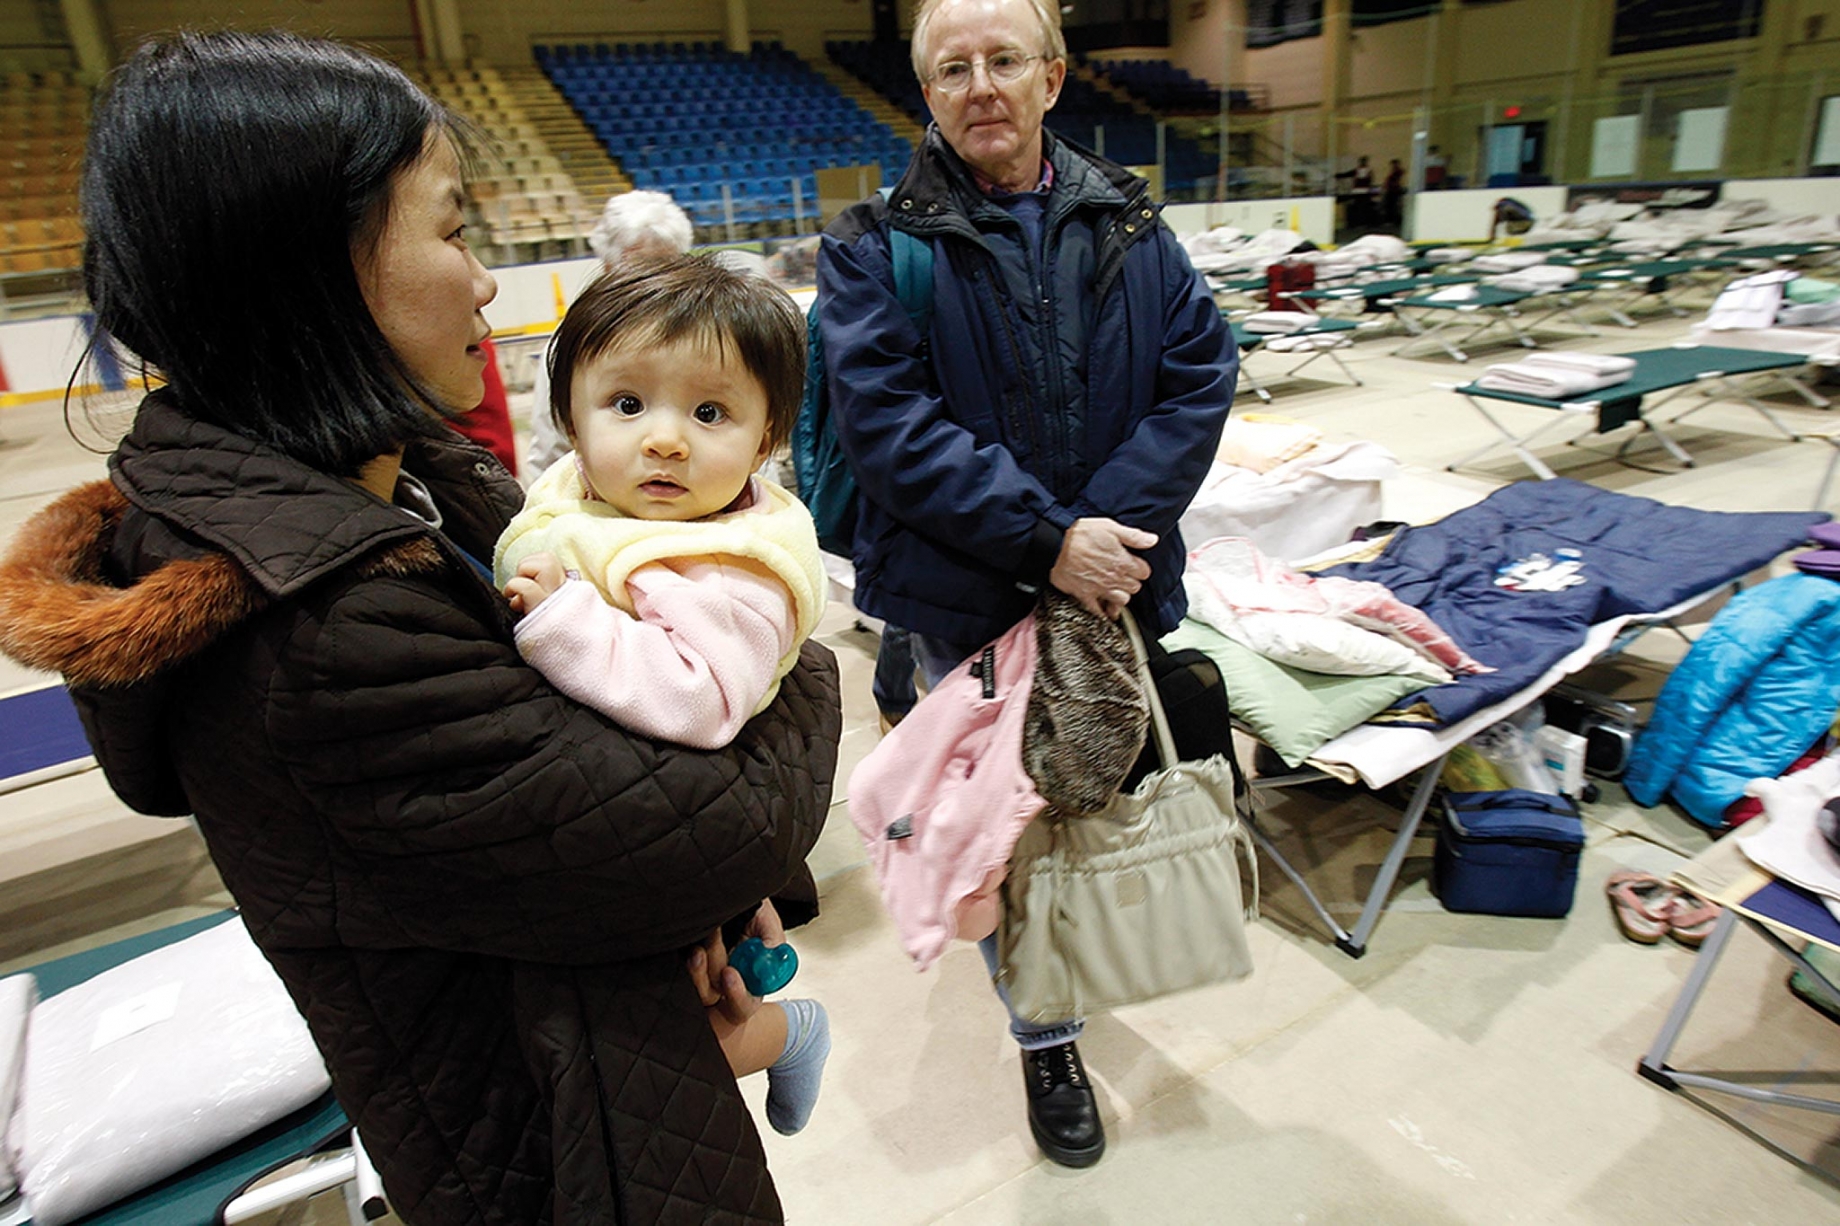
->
xmin=910 ymin=0 xmax=1066 ymax=81
xmin=587 ymin=190 xmax=694 ymax=266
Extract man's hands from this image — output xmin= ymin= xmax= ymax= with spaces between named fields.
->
xmin=503 ymin=552 xmax=568 ymax=615
xmin=1050 ymin=517 xmax=1158 ymax=619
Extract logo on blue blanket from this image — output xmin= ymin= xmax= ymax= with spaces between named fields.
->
xmin=1494 ymin=549 xmax=1587 ymax=592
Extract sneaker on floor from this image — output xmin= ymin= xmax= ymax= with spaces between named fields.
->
xmin=1021 ymin=1040 xmax=1105 ymax=1168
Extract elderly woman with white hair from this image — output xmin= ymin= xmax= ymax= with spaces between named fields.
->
xmin=524 ymin=189 xmax=695 ymax=473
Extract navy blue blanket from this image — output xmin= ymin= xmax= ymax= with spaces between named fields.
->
xmin=1321 ymin=480 xmax=1828 ymax=726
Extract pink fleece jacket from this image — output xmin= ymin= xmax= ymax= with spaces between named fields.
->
xmin=848 ymin=614 xmax=1046 ymax=970
xmin=513 ymin=559 xmax=796 ymax=750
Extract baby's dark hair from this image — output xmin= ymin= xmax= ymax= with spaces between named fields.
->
xmin=547 ymin=253 xmax=806 ymax=454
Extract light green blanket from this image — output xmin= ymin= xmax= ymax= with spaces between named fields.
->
xmin=1162 ymin=619 xmax=1428 ymax=767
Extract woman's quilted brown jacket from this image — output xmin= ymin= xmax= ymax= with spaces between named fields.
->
xmin=0 ymin=393 xmax=840 ymax=1225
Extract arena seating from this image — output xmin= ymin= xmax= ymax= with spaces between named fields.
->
xmin=0 ymin=71 xmax=85 ymax=277
xmin=411 ymin=63 xmax=603 ymax=257
xmin=1087 ymin=58 xmax=1258 ymax=114
xmin=536 ymin=41 xmax=911 ymax=234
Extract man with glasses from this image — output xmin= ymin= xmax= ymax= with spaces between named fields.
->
xmin=816 ymin=0 xmax=1234 ymax=1170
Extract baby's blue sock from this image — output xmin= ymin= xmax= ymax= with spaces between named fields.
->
xmin=766 ymin=998 xmax=830 ymax=1136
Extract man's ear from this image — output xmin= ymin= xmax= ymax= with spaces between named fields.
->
xmin=1042 ymin=58 xmax=1065 ymax=111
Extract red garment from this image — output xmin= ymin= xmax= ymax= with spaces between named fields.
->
xmin=448 ymin=337 xmax=517 ymax=475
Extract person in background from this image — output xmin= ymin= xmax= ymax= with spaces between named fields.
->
xmin=1350 ymin=154 xmax=1375 ymax=227
xmin=1424 ymin=144 xmax=1448 ymax=190
xmin=525 ymin=189 xmax=694 ymax=474
xmin=0 ymin=31 xmax=836 ymax=1223
xmin=815 ymin=0 xmax=1233 ymax=1170
xmin=1382 ymin=157 xmax=1405 ymax=227
xmin=1491 ymin=195 xmax=1536 ymax=241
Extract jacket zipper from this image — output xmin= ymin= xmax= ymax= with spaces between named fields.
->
xmin=979 ymin=244 xmax=1044 ymax=469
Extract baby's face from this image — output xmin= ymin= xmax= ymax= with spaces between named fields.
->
xmin=569 ymin=331 xmax=772 ymax=522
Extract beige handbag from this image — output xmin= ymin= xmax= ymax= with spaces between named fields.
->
xmin=995 ymin=611 xmax=1259 ymax=1023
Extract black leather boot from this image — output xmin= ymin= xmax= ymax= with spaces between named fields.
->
xmin=1021 ymin=1040 xmax=1105 ymax=1167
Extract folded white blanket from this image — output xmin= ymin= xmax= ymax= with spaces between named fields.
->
xmin=1265 ymin=333 xmax=1349 ymax=352
xmin=1779 ymin=300 xmax=1840 ymax=328
xmin=1423 ymin=247 xmax=1477 ymax=264
xmin=1706 ymin=270 xmax=1795 ymax=331
xmin=16 ymin=920 xmax=331 ymax=1226
xmin=1514 ymin=351 xmax=1637 ymax=377
xmin=1426 ymin=284 xmax=1479 ymax=302
xmin=1474 ymin=361 xmax=1631 ymax=399
xmin=1487 ymin=265 xmax=1580 ymax=293
xmin=0 ymin=975 xmax=34 ymax=1202
xmin=1471 ymin=252 xmax=1548 ymax=273
xmin=1243 ymin=310 xmax=1322 ymax=334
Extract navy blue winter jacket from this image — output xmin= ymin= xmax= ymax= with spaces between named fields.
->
xmin=816 ymin=128 xmax=1234 ymax=645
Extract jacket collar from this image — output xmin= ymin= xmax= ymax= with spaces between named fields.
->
xmin=889 ymin=125 xmax=1143 ymax=238
xmin=110 ymin=392 xmax=511 ymax=600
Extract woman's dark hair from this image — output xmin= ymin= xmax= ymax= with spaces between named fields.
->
xmin=82 ymin=30 xmax=460 ymax=475
xmin=547 ymin=254 xmax=807 ymax=455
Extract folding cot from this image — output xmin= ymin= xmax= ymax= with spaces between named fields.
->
xmin=1227 ymin=317 xmax=1374 ymax=401
xmin=1446 ymin=344 xmax=1828 ymax=480
xmin=1 ymin=913 xmax=379 ymax=1226
xmin=1720 ymin=241 xmax=1839 ymax=269
xmin=1386 ymin=283 xmax=1597 ymax=362
xmin=1566 ymin=256 xmax=1737 ymax=327
xmin=1288 ymin=272 xmax=1479 ymax=321
xmin=1186 ymin=481 xmax=1824 ymax=957
xmin=1641 ymin=831 xmax=1840 ymax=1122
xmin=1226 ymin=578 xmax=1735 ymax=957
xmin=0 ymin=685 xmax=90 ymax=796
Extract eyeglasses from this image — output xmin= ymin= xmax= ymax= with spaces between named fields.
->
xmin=927 ymin=50 xmax=1044 ymax=93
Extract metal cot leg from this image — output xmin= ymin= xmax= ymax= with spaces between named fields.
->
xmin=1343 ymin=755 xmax=1448 ymax=957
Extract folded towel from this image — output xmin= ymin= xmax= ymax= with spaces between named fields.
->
xmin=1475 ymin=361 xmax=1631 ymax=399
xmin=1779 ymin=300 xmax=1840 ymax=328
xmin=1265 ymin=333 xmax=1350 ymax=353
xmin=1487 ymin=265 xmax=1580 ymax=293
xmin=1243 ymin=310 xmax=1322 ymax=334
xmin=1515 ymin=351 xmax=1637 ymax=377
xmin=1471 ymin=252 xmax=1548 ymax=273
xmin=1427 ymin=284 xmax=1479 ymax=302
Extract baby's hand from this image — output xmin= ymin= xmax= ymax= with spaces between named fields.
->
xmin=503 ymin=552 xmax=568 ymax=614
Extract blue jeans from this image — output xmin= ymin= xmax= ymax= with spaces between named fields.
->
xmin=911 ymin=631 xmax=1085 ymax=1052
xmin=871 ymin=625 xmax=917 ymax=720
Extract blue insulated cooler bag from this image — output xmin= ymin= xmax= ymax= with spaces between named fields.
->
xmin=1434 ymin=789 xmax=1584 ymax=918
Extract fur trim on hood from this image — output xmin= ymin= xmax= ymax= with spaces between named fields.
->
xmin=0 ymin=479 xmax=441 ymax=689
xmin=0 ymin=481 xmax=261 ymax=688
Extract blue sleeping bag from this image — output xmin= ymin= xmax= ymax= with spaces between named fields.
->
xmin=1322 ymin=480 xmax=1827 ymax=727
xmin=1624 ymin=573 xmax=1840 ymax=827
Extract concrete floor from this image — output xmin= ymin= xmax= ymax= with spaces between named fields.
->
xmin=2 ymin=286 xmax=1838 ymax=1224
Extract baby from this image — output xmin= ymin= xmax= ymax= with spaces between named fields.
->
xmin=494 ymin=253 xmax=831 ymax=1135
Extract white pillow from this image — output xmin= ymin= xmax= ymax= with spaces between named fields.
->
xmin=1228 ymin=611 xmax=1453 ymax=685
xmin=16 ymin=921 xmax=329 ymax=1226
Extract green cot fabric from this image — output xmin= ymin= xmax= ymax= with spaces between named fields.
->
xmin=1160 ymin=619 xmax=1428 ymax=767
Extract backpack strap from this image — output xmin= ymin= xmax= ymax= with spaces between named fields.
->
xmin=879 ymin=185 xmax=934 ymax=341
